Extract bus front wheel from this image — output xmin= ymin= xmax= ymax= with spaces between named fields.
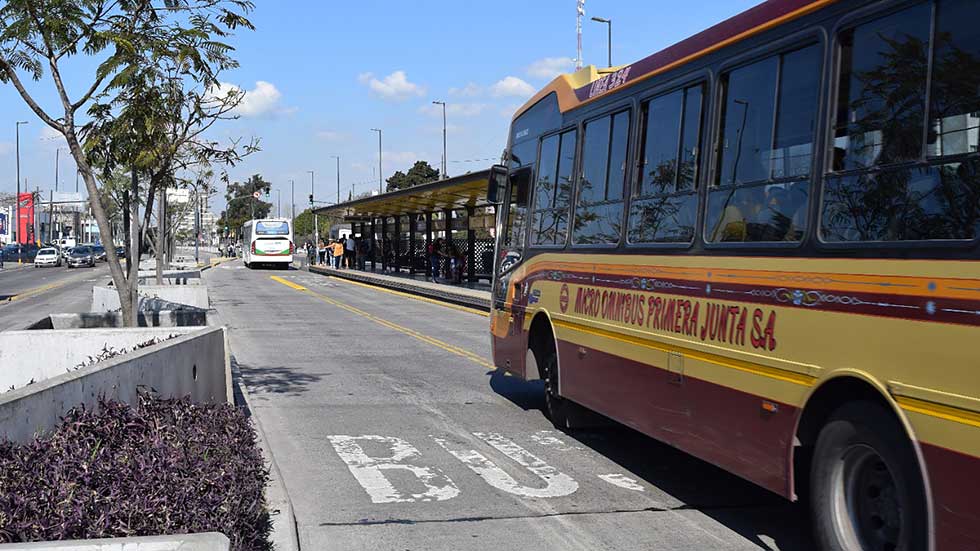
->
xmin=810 ymin=401 xmax=928 ymax=551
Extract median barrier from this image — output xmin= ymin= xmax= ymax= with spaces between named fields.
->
xmin=0 ymin=325 xmax=231 ymax=443
xmin=92 ymin=283 xmax=209 ymax=311
xmin=0 ymin=532 xmax=230 ymax=550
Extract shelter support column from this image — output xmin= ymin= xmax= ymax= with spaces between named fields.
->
xmin=381 ymin=217 xmax=388 ymax=272
xmin=393 ymin=215 xmax=401 ymax=273
xmin=408 ymin=213 xmax=416 ymax=275
xmin=466 ymin=206 xmax=476 ymax=282
xmin=425 ymin=212 xmax=433 ymax=279
xmin=370 ymin=217 xmax=377 ymax=272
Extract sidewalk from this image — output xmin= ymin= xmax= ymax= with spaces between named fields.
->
xmin=308 ymin=265 xmax=491 ymax=311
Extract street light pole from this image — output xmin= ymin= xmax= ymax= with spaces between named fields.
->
xmin=290 ymin=179 xmax=295 ymax=220
xmin=15 ymin=121 xmax=28 ymax=248
xmin=55 ymin=147 xmax=62 ymax=192
xmin=591 ymin=16 xmax=612 ymax=67
xmin=331 ymin=156 xmax=341 ymax=204
xmin=432 ymin=101 xmax=447 ymax=179
xmin=371 ymin=128 xmax=382 ymax=194
xmin=276 ymin=189 xmax=281 ymax=218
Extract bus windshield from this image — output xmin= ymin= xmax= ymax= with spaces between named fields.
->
xmin=255 ymin=221 xmax=289 ymax=235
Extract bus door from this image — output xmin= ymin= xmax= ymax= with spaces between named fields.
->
xmin=491 ymin=164 xmax=533 ymax=375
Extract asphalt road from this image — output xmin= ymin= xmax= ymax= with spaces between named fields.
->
xmin=206 ymin=261 xmax=812 ymax=551
xmin=0 ymin=261 xmax=111 ymax=331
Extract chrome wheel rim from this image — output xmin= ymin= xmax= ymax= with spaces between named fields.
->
xmin=831 ymin=444 xmax=902 ymax=551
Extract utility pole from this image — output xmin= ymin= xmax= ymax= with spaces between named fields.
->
xmin=591 ymin=16 xmax=612 ymax=67
xmin=15 ymin=121 xmax=27 ymax=249
xmin=55 ymin=147 xmax=61 ymax=192
xmin=332 ymin=156 xmax=341 ymax=203
xmin=371 ymin=128 xmax=383 ymax=194
xmin=576 ymin=0 xmax=585 ymax=70
xmin=290 ymin=179 xmax=295 ymax=220
xmin=432 ymin=101 xmax=448 ymax=179
xmin=276 ymin=189 xmax=281 ymax=218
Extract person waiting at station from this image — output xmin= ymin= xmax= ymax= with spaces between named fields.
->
xmin=428 ymin=238 xmax=444 ymax=282
xmin=344 ymin=235 xmax=356 ymax=268
xmin=317 ymin=240 xmax=327 ymax=265
xmin=330 ymin=239 xmax=344 ymax=269
xmin=356 ymin=236 xmax=370 ymax=270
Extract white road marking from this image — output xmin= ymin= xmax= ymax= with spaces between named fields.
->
xmin=327 ymin=435 xmax=460 ymax=503
xmin=598 ymin=473 xmax=645 ymax=491
xmin=530 ymin=430 xmax=584 ymax=451
xmin=435 ymin=432 xmax=578 ymax=498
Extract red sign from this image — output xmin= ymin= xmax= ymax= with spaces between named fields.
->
xmin=17 ymin=192 xmax=34 ymax=245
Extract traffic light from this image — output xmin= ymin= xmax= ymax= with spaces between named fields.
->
xmin=309 ymin=194 xmax=313 ymax=204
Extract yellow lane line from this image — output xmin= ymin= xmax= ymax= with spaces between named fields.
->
xmin=553 ymin=318 xmax=815 ymax=387
xmin=325 ymin=275 xmax=489 ymax=317
xmin=6 ymin=278 xmax=74 ymax=303
xmin=896 ymin=396 xmax=980 ymax=429
xmin=270 ymin=276 xmax=494 ymax=369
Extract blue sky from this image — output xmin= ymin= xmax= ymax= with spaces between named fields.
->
xmin=0 ymin=0 xmax=758 ymax=213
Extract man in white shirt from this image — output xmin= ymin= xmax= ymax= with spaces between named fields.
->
xmin=344 ymin=234 xmax=356 ymax=269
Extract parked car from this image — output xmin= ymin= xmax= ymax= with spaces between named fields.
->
xmin=34 ymin=247 xmax=62 ymax=267
xmin=67 ymin=246 xmax=96 ymax=268
xmin=61 ymin=246 xmax=73 ymax=260
xmin=92 ymin=245 xmax=107 ymax=262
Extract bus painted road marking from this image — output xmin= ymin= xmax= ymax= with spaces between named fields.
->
xmin=326 ymin=435 xmax=460 ymax=504
xmin=434 ymin=433 xmax=578 ymax=498
xmin=530 ymin=430 xmax=584 ymax=451
xmin=598 ymin=473 xmax=645 ymax=491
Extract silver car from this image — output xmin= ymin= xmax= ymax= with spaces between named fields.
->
xmin=67 ymin=246 xmax=96 ymax=268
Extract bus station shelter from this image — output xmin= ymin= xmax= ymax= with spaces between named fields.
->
xmin=313 ymin=168 xmax=497 ymax=282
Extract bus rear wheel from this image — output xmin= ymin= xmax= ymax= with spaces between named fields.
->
xmin=810 ymin=401 xmax=928 ymax=551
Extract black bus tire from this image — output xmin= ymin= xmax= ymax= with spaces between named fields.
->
xmin=810 ymin=401 xmax=928 ymax=551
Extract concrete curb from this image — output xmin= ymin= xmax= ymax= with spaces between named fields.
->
xmin=0 ymin=532 xmax=230 ymax=550
xmin=308 ymin=265 xmax=491 ymax=311
xmin=204 ymin=301 xmax=300 ymax=551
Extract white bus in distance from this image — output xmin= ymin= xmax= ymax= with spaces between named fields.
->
xmin=241 ymin=218 xmax=293 ymax=269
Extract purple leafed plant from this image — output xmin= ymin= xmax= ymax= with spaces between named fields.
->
xmin=0 ymin=394 xmax=272 ymax=551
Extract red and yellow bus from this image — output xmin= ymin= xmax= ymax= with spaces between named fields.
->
xmin=488 ymin=0 xmax=980 ymax=549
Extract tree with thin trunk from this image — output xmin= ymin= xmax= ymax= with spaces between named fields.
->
xmin=0 ymin=0 xmax=253 ymax=325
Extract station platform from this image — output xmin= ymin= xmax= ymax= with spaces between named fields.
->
xmin=308 ymin=265 xmax=491 ymax=311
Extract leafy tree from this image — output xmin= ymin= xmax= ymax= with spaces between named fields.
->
xmin=291 ymin=208 xmax=336 ymax=243
xmin=218 ymin=174 xmax=272 ymax=235
xmin=0 ymin=0 xmax=254 ymax=326
xmin=386 ymin=161 xmax=440 ymax=192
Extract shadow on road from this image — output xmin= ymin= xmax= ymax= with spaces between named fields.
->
xmin=487 ymin=368 xmax=812 ymax=551
xmin=232 ymin=355 xmax=324 ymax=397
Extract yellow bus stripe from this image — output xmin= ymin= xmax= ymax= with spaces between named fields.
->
xmin=552 ymin=318 xmax=815 ymax=387
xmin=896 ymin=396 xmax=980 ymax=430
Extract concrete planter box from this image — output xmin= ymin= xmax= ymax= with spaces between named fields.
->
xmin=0 ymin=532 xmax=230 ymax=550
xmin=27 ymin=310 xmax=208 ymax=329
xmin=92 ymin=284 xmax=209 ymax=312
xmin=0 ymin=326 xmax=231 ymax=443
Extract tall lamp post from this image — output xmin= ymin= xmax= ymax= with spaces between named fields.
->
xmin=290 ymin=179 xmax=295 ymax=220
xmin=371 ymin=128 xmax=382 ymax=194
xmin=15 ymin=120 xmax=28 ymax=249
xmin=276 ymin=189 xmax=281 ymax=218
xmin=331 ymin=155 xmax=341 ymax=204
xmin=432 ymin=101 xmax=448 ymax=179
xmin=55 ymin=147 xmax=67 ymax=192
xmin=591 ymin=16 xmax=612 ymax=68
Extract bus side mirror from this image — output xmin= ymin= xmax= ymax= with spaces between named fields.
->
xmin=486 ymin=164 xmax=508 ymax=205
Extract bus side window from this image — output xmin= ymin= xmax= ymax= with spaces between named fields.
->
xmin=530 ymin=129 xmax=577 ymax=246
xmin=821 ymin=0 xmax=980 ymax=243
xmin=573 ymin=110 xmax=631 ymax=245
xmin=628 ymin=84 xmax=703 ymax=244
xmin=706 ymin=43 xmax=820 ymax=244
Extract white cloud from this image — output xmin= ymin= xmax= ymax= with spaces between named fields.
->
xmin=526 ymin=57 xmax=575 ymax=80
xmin=210 ymin=80 xmax=285 ymax=117
xmin=38 ymin=125 xmax=65 ymax=144
xmin=491 ymin=76 xmax=536 ymax=98
xmin=315 ymin=130 xmax=344 ymax=141
xmin=0 ymin=142 xmax=12 ymax=155
xmin=449 ymin=82 xmax=482 ymax=97
xmin=419 ymin=102 xmax=488 ymax=118
xmin=382 ymin=151 xmax=420 ymax=165
xmin=360 ymin=70 xmax=426 ymax=101
xmin=499 ymin=104 xmax=523 ymax=118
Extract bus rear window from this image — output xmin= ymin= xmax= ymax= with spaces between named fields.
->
xmin=256 ymin=221 xmax=289 ymax=235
